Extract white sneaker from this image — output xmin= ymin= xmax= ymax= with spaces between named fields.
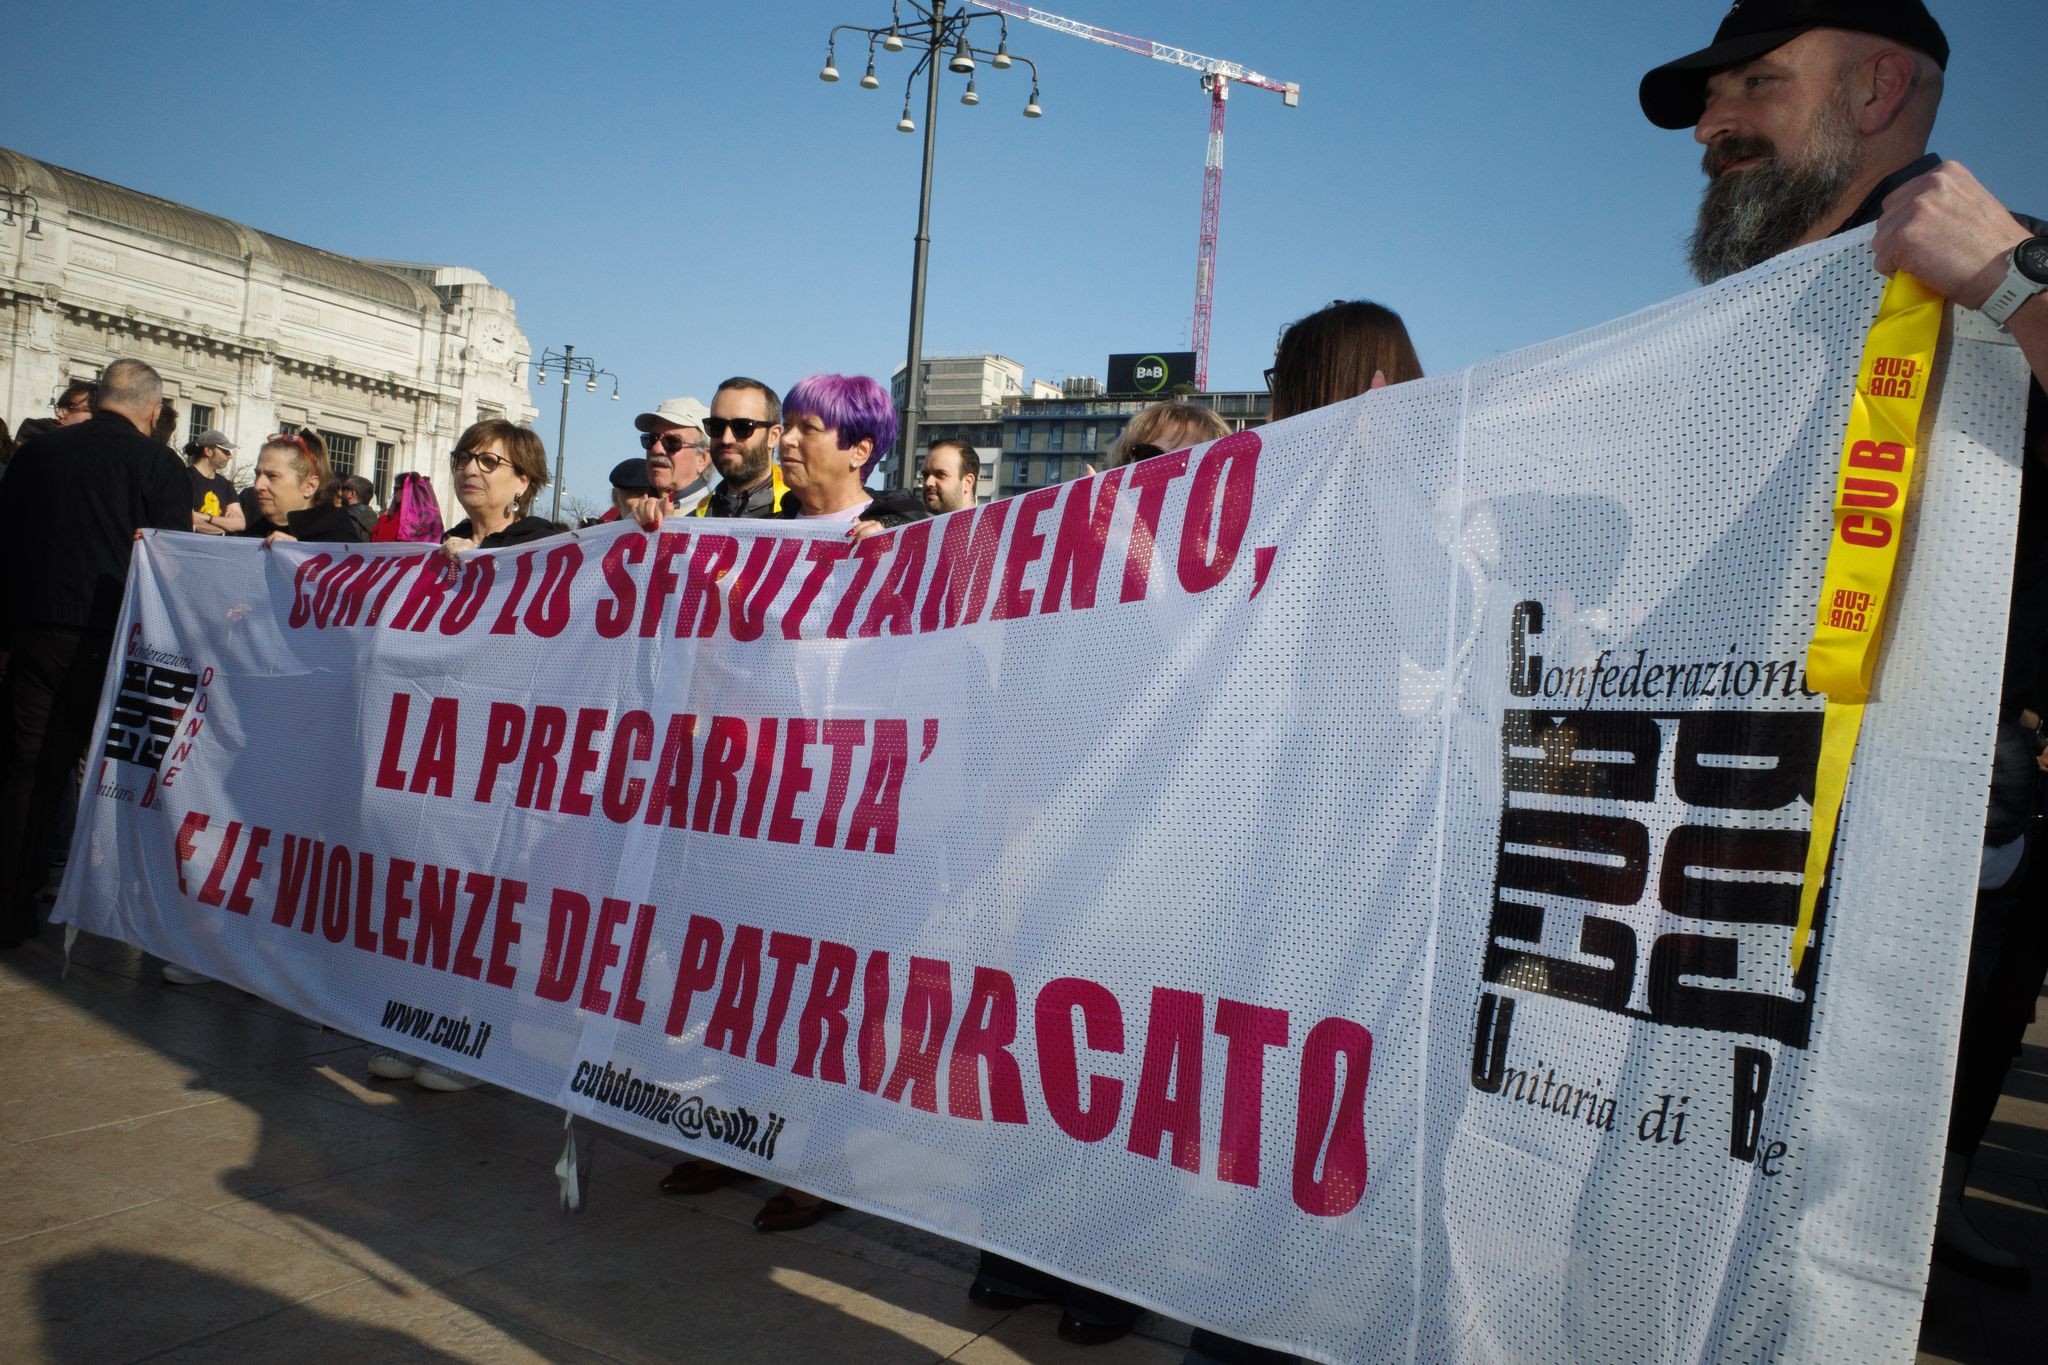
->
xmin=367 ymin=1052 xmax=419 ymax=1080
xmin=413 ymin=1063 xmax=480 ymax=1092
xmin=160 ymin=963 xmax=211 ymax=985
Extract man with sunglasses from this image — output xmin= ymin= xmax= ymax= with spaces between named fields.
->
xmin=55 ymin=379 xmax=97 ymax=427
xmin=701 ymin=377 xmax=788 ymax=519
xmin=631 ymin=396 xmax=712 ymax=517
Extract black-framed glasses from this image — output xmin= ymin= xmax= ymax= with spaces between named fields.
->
xmin=451 ymin=449 xmax=509 ymax=474
xmin=640 ymin=431 xmax=703 ymax=455
xmin=1263 ymin=367 xmax=1276 ymax=390
xmin=702 ymin=417 xmax=773 ymax=441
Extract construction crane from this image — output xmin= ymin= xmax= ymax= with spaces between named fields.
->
xmin=969 ymin=2 xmax=1298 ymax=390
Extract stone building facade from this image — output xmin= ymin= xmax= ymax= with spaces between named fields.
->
xmin=0 ymin=146 xmax=535 ymax=512
xmin=885 ymin=353 xmax=1028 ymax=501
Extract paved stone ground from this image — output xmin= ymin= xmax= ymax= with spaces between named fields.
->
xmin=0 ymin=925 xmax=2037 ymax=1363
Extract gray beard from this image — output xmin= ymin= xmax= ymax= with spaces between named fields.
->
xmin=1687 ymin=111 xmax=1860 ymax=284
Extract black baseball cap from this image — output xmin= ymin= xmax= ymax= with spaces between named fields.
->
xmin=1640 ymin=0 xmax=1949 ymax=130
xmin=608 ymin=457 xmax=653 ymax=492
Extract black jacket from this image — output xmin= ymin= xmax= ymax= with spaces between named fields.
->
xmin=239 ymin=503 xmax=370 ymax=544
xmin=444 ymin=515 xmax=560 ymax=549
xmin=774 ymin=488 xmax=930 ymax=528
xmin=857 ymin=488 xmax=931 ymax=529
xmin=0 ymin=412 xmax=191 ymax=637
xmin=705 ymin=473 xmax=785 ymax=519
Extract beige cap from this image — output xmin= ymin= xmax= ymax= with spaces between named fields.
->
xmin=633 ymin=396 xmax=710 ymax=433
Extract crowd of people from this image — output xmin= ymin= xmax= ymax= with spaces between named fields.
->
xmin=1 ymin=1 xmax=2045 ymax=1354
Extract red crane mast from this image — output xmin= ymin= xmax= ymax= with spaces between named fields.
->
xmin=970 ymin=2 xmax=1298 ymax=391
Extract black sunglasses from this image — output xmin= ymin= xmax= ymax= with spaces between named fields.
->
xmin=640 ymin=431 xmax=702 ymax=455
xmin=1263 ymin=367 xmax=1276 ymax=390
xmin=702 ymin=417 xmax=773 ymax=441
xmin=1126 ymin=443 xmax=1166 ymax=462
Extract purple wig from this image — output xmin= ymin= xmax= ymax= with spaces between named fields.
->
xmin=782 ymin=374 xmax=899 ymax=480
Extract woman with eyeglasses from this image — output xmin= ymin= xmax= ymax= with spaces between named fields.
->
xmin=1266 ymin=299 xmax=1424 ymax=421
xmin=1171 ymin=312 xmax=1422 ymax=1365
xmin=439 ymin=420 xmax=556 ymax=566
xmin=365 ymin=418 xmax=551 ymax=1090
xmin=1102 ymin=401 xmax=1230 ymax=470
xmin=237 ymin=430 xmax=367 ymax=545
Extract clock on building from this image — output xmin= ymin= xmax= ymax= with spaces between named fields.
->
xmin=477 ymin=316 xmax=512 ymax=365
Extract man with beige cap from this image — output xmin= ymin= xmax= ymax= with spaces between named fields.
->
xmin=632 ymin=395 xmax=713 ymax=515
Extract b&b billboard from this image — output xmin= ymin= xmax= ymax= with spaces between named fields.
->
xmin=1107 ymin=351 xmax=1197 ymax=395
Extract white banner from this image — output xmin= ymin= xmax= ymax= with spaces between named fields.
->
xmin=56 ymin=232 xmax=2033 ymax=1363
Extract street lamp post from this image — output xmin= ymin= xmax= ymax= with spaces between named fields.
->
xmin=818 ymin=2 xmax=1041 ymax=488
xmin=530 ymin=345 xmax=619 ymax=523
xmin=0 ymin=186 xmax=44 ymax=240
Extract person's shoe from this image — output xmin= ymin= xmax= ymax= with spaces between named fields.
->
xmin=1057 ymin=1312 xmax=1136 ymax=1346
xmin=366 ymin=1052 xmax=418 ymax=1080
xmin=1934 ymin=1154 xmax=2030 ymax=1288
xmin=413 ymin=1063 xmax=480 ymax=1091
xmin=658 ymin=1161 xmax=734 ymax=1196
xmin=752 ymin=1192 xmax=839 ymax=1232
xmin=160 ymin=963 xmax=211 ymax=985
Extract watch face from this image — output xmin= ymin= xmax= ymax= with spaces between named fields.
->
xmin=2017 ymin=237 xmax=2048 ymax=285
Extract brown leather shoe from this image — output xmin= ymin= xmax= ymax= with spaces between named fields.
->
xmin=658 ymin=1161 xmax=733 ymax=1196
xmin=752 ymin=1192 xmax=839 ymax=1232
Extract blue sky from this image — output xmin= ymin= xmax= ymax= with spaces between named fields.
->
xmin=5 ymin=2 xmax=2042 ymax=503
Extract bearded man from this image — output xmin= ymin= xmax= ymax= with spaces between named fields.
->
xmin=1643 ymin=0 xmax=2047 ymax=1291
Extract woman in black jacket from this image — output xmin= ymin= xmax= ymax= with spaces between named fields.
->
xmin=240 ymin=430 xmax=367 ymax=545
xmin=439 ymin=419 xmax=557 ymax=563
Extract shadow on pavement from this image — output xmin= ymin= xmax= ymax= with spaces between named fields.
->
xmin=3 ymin=924 xmax=1177 ymax=1364
xmin=19 ymin=919 xmax=2038 ymax=1363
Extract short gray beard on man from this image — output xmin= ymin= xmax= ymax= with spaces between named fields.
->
xmin=1688 ymin=88 xmax=1862 ymax=285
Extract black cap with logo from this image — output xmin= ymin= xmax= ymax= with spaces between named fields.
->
xmin=1640 ymin=0 xmax=1949 ymax=130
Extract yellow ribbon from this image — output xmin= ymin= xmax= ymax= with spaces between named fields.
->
xmin=1793 ymin=272 xmax=1943 ymax=971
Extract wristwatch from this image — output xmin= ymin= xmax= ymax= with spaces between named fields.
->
xmin=1981 ymin=235 xmax=2048 ymax=329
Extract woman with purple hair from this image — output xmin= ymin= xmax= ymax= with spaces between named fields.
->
xmin=774 ymin=373 xmax=927 ymax=534
xmin=726 ymin=373 xmax=924 ymax=1235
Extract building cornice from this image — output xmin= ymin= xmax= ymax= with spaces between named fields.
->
xmin=41 ymin=297 xmax=435 ymax=401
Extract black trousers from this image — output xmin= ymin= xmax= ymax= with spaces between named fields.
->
xmin=1185 ymin=1328 xmax=1298 ymax=1365
xmin=1948 ymin=830 xmax=2048 ymax=1155
xmin=973 ymin=1251 xmax=1139 ymax=1329
xmin=0 ymin=627 xmax=111 ymax=943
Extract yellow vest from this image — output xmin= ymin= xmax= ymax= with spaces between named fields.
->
xmin=693 ymin=464 xmax=788 ymax=517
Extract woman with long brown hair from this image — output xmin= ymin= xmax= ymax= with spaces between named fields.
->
xmin=1266 ymin=299 xmax=1424 ymax=421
